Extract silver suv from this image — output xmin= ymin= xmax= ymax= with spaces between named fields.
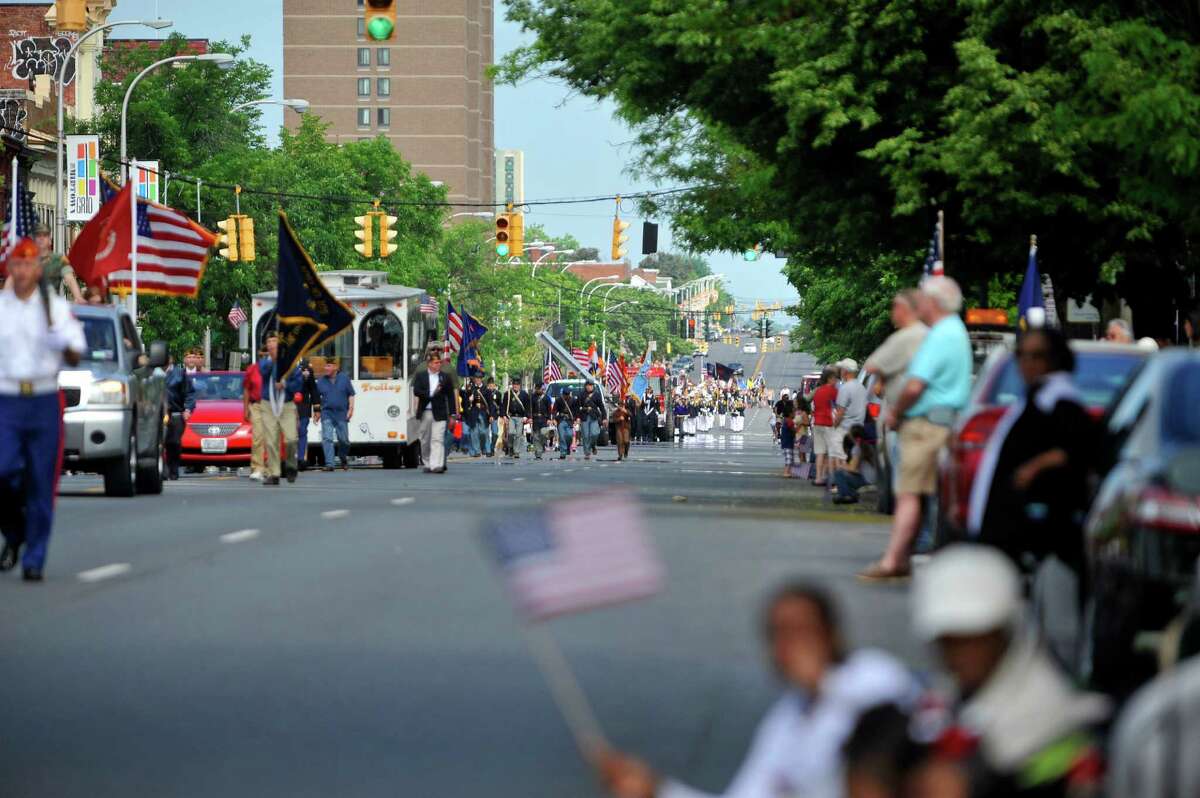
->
xmin=58 ymin=305 xmax=168 ymax=496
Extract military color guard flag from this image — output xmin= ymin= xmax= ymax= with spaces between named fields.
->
xmin=483 ymin=489 xmax=663 ymax=621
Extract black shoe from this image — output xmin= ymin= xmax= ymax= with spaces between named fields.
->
xmin=340 ymin=458 xmax=349 ymax=471
xmin=168 ymin=471 xmax=179 ymax=481
xmin=264 ymin=476 xmax=280 ymax=485
xmin=832 ymin=495 xmax=859 ymax=505
xmin=322 ymin=465 xmax=334 ymax=472
xmin=0 ymin=543 xmax=20 ymax=572
xmin=298 ymin=463 xmax=309 ymax=472
xmin=423 ymin=468 xmax=433 ymax=474
xmin=22 ymin=568 xmax=43 ymax=582
xmin=285 ymin=467 xmax=298 ymax=484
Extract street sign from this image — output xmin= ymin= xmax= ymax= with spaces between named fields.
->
xmin=134 ymin=161 xmax=160 ymax=203
xmin=647 ymin=340 xmax=657 ymax=352
xmin=1067 ymin=296 xmax=1101 ymax=323
xmin=65 ymin=134 xmax=100 ymax=221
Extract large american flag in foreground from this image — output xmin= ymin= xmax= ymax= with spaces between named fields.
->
xmin=483 ymin=489 xmax=663 ymax=621
xmin=1 ymin=173 xmax=37 ymax=272
xmin=105 ymin=192 xmax=216 ymax=298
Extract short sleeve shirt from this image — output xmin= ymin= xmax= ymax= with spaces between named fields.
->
xmin=836 ymin=380 xmax=868 ymax=430
xmin=40 ymin=252 xmax=74 ymax=293
xmin=812 ymin=384 xmax=838 ymax=426
xmin=905 ymin=315 xmax=972 ymax=418
xmin=316 ymin=372 xmax=356 ymax=413
xmin=865 ymin=323 xmax=928 ymax=408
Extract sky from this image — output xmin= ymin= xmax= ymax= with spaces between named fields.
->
xmin=24 ymin=0 xmax=797 ymax=311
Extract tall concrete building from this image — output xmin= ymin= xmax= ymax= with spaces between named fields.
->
xmin=282 ymin=0 xmax=494 ymax=208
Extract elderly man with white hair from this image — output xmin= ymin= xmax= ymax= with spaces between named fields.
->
xmin=860 ymin=276 xmax=972 ymax=581
xmin=1104 ymin=318 xmax=1134 ymax=343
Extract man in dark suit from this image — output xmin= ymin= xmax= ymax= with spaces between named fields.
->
xmin=530 ymin=383 xmax=553 ymax=460
xmin=499 ymin=378 xmax=530 ymax=458
xmin=575 ymin=381 xmax=607 ymax=461
xmin=411 ymin=351 xmax=458 ymax=473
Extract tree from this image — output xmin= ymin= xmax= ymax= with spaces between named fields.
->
xmin=638 ymin=251 xmax=710 ymax=283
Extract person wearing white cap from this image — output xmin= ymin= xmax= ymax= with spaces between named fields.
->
xmin=912 ymin=545 xmax=1108 ymax=796
xmin=834 ymin=359 xmax=867 ymax=444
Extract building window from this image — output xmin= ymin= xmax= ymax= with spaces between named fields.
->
xmin=357 ymin=77 xmax=371 ymax=97
xmin=376 ymin=48 xmax=390 ymax=67
xmin=357 ymin=17 xmax=365 ymax=38
xmin=358 ymin=108 xmax=371 ymax=128
xmin=376 ymin=77 xmax=390 ymax=97
xmin=357 ymin=48 xmax=370 ymax=67
xmin=377 ymin=108 xmax=391 ymax=128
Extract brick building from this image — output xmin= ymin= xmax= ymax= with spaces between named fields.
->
xmin=282 ymin=0 xmax=495 ymax=209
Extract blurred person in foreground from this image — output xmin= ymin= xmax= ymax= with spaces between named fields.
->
xmin=598 ymin=583 xmax=919 ymax=798
xmin=861 ymin=277 xmax=972 ymax=581
xmin=1103 ymin=318 xmax=1133 ymax=344
xmin=965 ymin=328 xmax=1093 ymax=573
xmin=911 ymin=545 xmax=1107 ymax=797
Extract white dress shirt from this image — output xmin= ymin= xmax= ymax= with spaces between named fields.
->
xmin=660 ymin=650 xmax=919 ymax=798
xmin=425 ymin=369 xmax=441 ymax=410
xmin=0 ymin=284 xmax=86 ymax=395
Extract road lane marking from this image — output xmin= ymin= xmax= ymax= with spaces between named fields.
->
xmin=564 ymin=469 xmax=576 ymax=473
xmin=512 ymin=477 xmax=525 ymax=482
xmin=321 ymin=509 xmax=350 ymax=520
xmin=77 ymin=563 xmax=131 ymax=583
xmin=390 ymin=497 xmax=415 ymax=506
xmin=540 ymin=472 xmax=552 ymax=477
xmin=220 ymin=529 xmax=260 ymax=544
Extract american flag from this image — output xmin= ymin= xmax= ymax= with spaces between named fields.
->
xmin=605 ymin=353 xmax=621 ymax=393
xmin=482 ymin=488 xmax=663 ymax=621
xmin=570 ymin=347 xmax=590 ymax=372
xmin=227 ymin=302 xmax=248 ymax=329
xmin=543 ymin=357 xmax=561 ymax=385
xmin=102 ymin=184 xmax=217 ymax=298
xmin=419 ymin=292 xmax=437 ymax=315
xmin=924 ymin=213 xmax=943 ymax=276
xmin=447 ymin=300 xmax=464 ymax=353
xmin=1 ymin=171 xmax=37 ymax=271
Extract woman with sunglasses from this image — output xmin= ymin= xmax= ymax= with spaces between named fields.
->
xmin=965 ymin=327 xmax=1094 ymax=573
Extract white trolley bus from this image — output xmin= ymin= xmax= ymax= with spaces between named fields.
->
xmin=251 ymin=270 xmax=434 ymax=469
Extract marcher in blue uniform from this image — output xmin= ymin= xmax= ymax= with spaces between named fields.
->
xmin=315 ymin=359 xmax=355 ymax=471
xmin=0 ymin=238 xmax=85 ymax=581
xmin=258 ymin=333 xmax=306 ymax=485
xmin=295 ymin=359 xmax=320 ymax=470
xmin=163 ymin=353 xmax=196 ymax=480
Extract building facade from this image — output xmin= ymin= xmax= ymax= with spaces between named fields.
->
xmin=494 ymin=148 xmax=522 ymax=207
xmin=282 ymin=0 xmax=494 ymax=208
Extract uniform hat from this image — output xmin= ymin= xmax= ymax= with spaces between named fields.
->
xmin=912 ymin=544 xmax=1022 ymax=641
xmin=33 ymin=222 xmax=51 ymax=235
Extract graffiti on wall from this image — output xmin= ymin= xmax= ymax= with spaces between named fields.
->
xmin=0 ymin=95 xmax=29 ymax=142
xmin=7 ymin=32 xmax=77 ymax=90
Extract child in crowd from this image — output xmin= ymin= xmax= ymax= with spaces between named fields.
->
xmin=779 ymin=407 xmax=797 ymax=477
xmin=833 ymin=424 xmax=877 ymax=504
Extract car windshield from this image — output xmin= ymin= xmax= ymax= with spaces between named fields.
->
xmin=192 ymin=373 xmax=245 ymax=401
xmin=80 ymin=317 xmax=119 ymax=363
xmin=985 ymin=351 xmax=1144 ymax=409
xmin=1163 ymin=362 xmax=1200 ymax=445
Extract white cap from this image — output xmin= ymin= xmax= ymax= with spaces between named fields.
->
xmin=840 ymin=358 xmax=859 ymax=372
xmin=912 ymin=545 xmax=1022 ymax=641
xmin=1137 ymin=337 xmax=1160 ymax=352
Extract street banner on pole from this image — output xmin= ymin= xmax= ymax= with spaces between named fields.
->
xmin=133 ymin=160 xmax=160 ymax=203
xmin=65 ymin=134 xmax=101 ymax=221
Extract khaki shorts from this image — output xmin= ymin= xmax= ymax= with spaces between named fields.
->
xmin=813 ymin=425 xmax=842 ymax=458
xmin=898 ymin=417 xmax=951 ymax=495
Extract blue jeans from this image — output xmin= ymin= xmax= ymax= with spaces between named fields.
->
xmin=321 ymin=411 xmax=349 ymax=464
xmin=833 ymin=469 xmax=868 ymax=500
xmin=0 ymin=393 xmax=61 ymax=572
xmin=580 ymin=418 xmax=600 ymax=454
xmin=464 ymin=420 xmax=481 ymax=456
xmin=557 ymin=420 xmax=574 ymax=455
xmin=485 ymin=419 xmax=497 ymax=456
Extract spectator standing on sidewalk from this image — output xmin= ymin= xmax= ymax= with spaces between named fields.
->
xmin=811 ymin=367 xmax=840 ymax=486
xmin=834 ymin=359 xmax=867 ymax=444
xmin=861 ymin=276 xmax=971 ymax=581
xmin=864 ymin=290 xmax=928 ymax=495
xmin=779 ymin=405 xmax=797 ymax=477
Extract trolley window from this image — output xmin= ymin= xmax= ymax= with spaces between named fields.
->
xmin=358 ymin=308 xmax=405 ymax=380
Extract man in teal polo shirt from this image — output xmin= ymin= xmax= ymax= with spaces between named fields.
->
xmin=861 ymin=276 xmax=972 ymax=580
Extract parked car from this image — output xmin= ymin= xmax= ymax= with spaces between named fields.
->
xmin=57 ymin=304 xmax=168 ymax=496
xmin=933 ymin=341 xmax=1147 ymax=543
xmin=1081 ymin=350 xmax=1200 ymax=696
xmin=743 ymin=343 xmax=758 ymax=354
xmin=181 ymin=371 xmax=253 ymax=469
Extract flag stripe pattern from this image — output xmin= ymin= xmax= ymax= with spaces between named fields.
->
xmin=447 ymin=300 xmax=464 ymax=353
xmin=1 ymin=174 xmax=37 ymax=270
xmin=483 ymin=488 xmax=663 ymax=621
xmin=570 ymin=348 xmax=589 ymax=372
xmin=227 ymin=303 xmax=247 ymax=329
xmin=419 ymin=292 xmax=437 ymax=314
xmin=543 ymin=357 xmax=561 ymax=385
xmin=106 ymin=200 xmax=216 ymax=298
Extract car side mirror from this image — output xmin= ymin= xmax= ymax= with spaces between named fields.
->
xmin=146 ymin=340 xmax=169 ymax=370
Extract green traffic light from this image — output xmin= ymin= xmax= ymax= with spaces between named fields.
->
xmin=367 ymin=17 xmax=395 ymax=40
xmin=496 ymin=243 xmax=510 ymax=257
xmin=743 ymin=250 xmax=759 ymax=262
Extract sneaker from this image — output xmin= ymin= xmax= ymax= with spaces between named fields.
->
xmin=249 ymin=471 xmax=264 ymax=482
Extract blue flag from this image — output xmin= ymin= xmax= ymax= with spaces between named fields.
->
xmin=275 ymin=211 xmax=354 ymax=378
xmin=630 ymin=357 xmax=652 ymax=399
xmin=1017 ymin=239 xmax=1043 ymax=326
xmin=456 ymin=309 xmax=488 ymax=377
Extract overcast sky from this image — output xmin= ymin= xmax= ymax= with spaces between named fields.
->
xmin=13 ymin=0 xmax=797 ymax=308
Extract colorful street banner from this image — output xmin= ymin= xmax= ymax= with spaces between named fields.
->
xmin=133 ymin=160 xmax=160 ymax=203
xmin=65 ymin=134 xmax=101 ymax=221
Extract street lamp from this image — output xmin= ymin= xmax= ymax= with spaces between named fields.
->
xmin=54 ymin=18 xmax=174 ymax=253
xmin=581 ymin=275 xmax=620 ymax=304
xmin=231 ymin=97 xmax=310 ymax=114
xmin=448 ymin=211 xmax=493 ymax=221
xmin=121 ymin=52 xmax=235 ymax=183
xmin=531 ymin=248 xmax=573 ymax=278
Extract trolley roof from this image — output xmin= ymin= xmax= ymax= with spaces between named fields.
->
xmin=252 ymin=270 xmax=426 ymax=304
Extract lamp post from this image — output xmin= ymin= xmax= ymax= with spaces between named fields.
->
xmin=531 ymin=248 xmax=574 ymax=278
xmin=231 ymin=97 xmax=310 ymax=114
xmin=448 ymin=211 xmax=493 ymax=221
xmin=55 ymin=18 xmax=173 ymax=254
xmin=121 ymin=52 xmax=235 ymax=183
xmin=576 ymin=275 xmax=618 ymax=340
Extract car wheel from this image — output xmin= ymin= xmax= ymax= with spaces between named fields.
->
xmin=104 ymin=432 xmax=137 ymax=497
xmin=382 ymin=447 xmax=402 ymax=469
xmin=136 ymin=427 xmax=164 ymax=495
xmin=1080 ymin=577 xmax=1141 ymax=696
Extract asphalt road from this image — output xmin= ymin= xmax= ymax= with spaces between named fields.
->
xmin=0 ymin=379 xmax=924 ymax=797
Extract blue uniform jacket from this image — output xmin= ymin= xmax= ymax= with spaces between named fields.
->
xmin=165 ymin=367 xmax=196 ymax=414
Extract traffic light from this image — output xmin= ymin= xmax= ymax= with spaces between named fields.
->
xmin=54 ymin=0 xmax=87 ymax=32
xmin=217 ymin=216 xmax=240 ymax=261
xmin=355 ymin=212 xmax=374 ymax=258
xmin=687 ymin=316 xmax=696 ymax=339
xmin=378 ymin=212 xmax=398 ymax=257
xmin=611 ymin=217 xmax=630 ymax=261
xmin=237 ymin=215 xmax=255 ymax=262
xmin=509 ymin=212 xmax=524 ymax=260
xmin=364 ymin=0 xmax=397 ymax=41
xmin=743 ymin=243 xmax=763 ymax=262
xmin=495 ymin=213 xmax=511 ymax=258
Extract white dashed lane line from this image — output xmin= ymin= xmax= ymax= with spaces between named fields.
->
xmin=220 ymin=529 xmax=260 ymax=544
xmin=390 ymin=497 xmax=415 ymax=506
xmin=77 ymin=563 xmax=132 ymax=583
xmin=321 ymin=509 xmax=350 ymax=520
xmin=512 ymin=477 xmax=525 ymax=482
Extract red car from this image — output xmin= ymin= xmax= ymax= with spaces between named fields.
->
xmin=180 ymin=371 xmax=254 ymax=468
xmin=934 ymin=341 xmax=1148 ymax=543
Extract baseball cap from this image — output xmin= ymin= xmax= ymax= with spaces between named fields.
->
xmin=912 ymin=545 xmax=1022 ymax=641
xmin=840 ymin=358 xmax=859 ymax=372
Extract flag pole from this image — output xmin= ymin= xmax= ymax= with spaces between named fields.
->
xmin=937 ymin=209 xmax=945 ymax=274
xmin=522 ymin=623 xmax=609 ymax=763
xmin=9 ymin=156 xmax=18 ymax=248
xmin=129 ymin=158 xmax=139 ymax=322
